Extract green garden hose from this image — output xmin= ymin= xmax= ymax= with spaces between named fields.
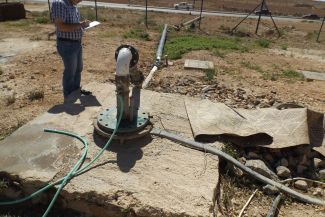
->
xmin=0 ymin=95 xmax=124 ymax=217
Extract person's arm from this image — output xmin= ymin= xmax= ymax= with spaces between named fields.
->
xmin=54 ymin=19 xmax=89 ymax=32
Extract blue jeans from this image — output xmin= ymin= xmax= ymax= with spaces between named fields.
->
xmin=57 ymin=40 xmax=83 ymax=98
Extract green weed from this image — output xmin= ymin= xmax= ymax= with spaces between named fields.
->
xmin=261 ymin=72 xmax=278 ymax=81
xmin=282 ymin=69 xmax=304 ymax=79
xmin=136 ymin=17 xmax=157 ymax=27
xmin=3 ymin=19 xmax=31 ymax=28
xmin=256 ymin=39 xmax=270 ymax=48
xmin=240 ymin=61 xmax=263 ymax=73
xmin=213 ymin=49 xmax=226 ymax=58
xmin=34 ymin=16 xmax=49 ymax=24
xmin=79 ymin=7 xmax=97 ymax=21
xmin=28 ymin=90 xmax=44 ymax=101
xmin=204 ymin=68 xmax=215 ymax=81
xmin=281 ymin=44 xmax=288 ymax=50
xmin=165 ymin=35 xmax=249 ymax=59
xmin=123 ymin=28 xmax=151 ymax=41
xmin=221 ymin=143 xmax=238 ymax=159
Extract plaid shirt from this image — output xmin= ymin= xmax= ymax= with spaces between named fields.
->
xmin=51 ymin=0 xmax=83 ymax=40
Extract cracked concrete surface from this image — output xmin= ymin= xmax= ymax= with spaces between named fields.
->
xmin=0 ymin=82 xmax=219 ymax=217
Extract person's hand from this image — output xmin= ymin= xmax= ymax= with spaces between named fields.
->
xmin=80 ymin=20 xmax=90 ymax=29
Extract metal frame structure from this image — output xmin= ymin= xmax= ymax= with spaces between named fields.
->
xmin=317 ymin=17 xmax=325 ymax=42
xmin=232 ymin=0 xmax=280 ymax=37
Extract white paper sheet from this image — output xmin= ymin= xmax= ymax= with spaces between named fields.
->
xmin=85 ymin=21 xmax=100 ymax=30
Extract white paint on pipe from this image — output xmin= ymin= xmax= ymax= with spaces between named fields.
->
xmin=116 ymin=48 xmax=132 ymax=76
xmin=142 ymin=66 xmax=158 ymax=89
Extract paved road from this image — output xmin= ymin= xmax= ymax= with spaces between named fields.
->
xmin=27 ymin=0 xmax=312 ymax=23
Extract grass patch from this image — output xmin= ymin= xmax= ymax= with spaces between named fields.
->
xmin=282 ymin=69 xmax=304 ymax=79
xmin=204 ymin=68 xmax=216 ymax=81
xmin=123 ymin=28 xmax=150 ymax=41
xmin=305 ymin=31 xmax=318 ymax=40
xmin=32 ymin=11 xmax=50 ymax=24
xmin=262 ymin=73 xmax=278 ymax=81
xmin=256 ymin=38 xmax=270 ymax=48
xmin=240 ymin=61 xmax=263 ymax=73
xmin=34 ymin=16 xmax=50 ymax=24
xmin=221 ymin=143 xmax=238 ymax=159
xmin=213 ymin=49 xmax=227 ymax=58
xmin=165 ymin=35 xmax=249 ymax=59
xmin=5 ymin=94 xmax=16 ymax=106
xmin=79 ymin=7 xmax=104 ymax=21
xmin=281 ymin=44 xmax=288 ymax=50
xmin=28 ymin=90 xmax=44 ymax=101
xmin=258 ymin=69 xmax=303 ymax=81
xmin=136 ymin=17 xmax=157 ymax=27
xmin=3 ymin=19 xmax=32 ymax=28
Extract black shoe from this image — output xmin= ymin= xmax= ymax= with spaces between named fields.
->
xmin=80 ymin=89 xmax=92 ymax=95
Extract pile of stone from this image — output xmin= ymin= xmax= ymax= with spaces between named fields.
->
xmin=149 ymin=78 xmax=278 ymax=109
xmin=229 ymin=145 xmax=325 ymax=196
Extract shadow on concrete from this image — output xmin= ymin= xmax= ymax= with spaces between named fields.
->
xmin=93 ymin=133 xmax=152 ymax=173
xmin=48 ymin=92 xmax=101 ymax=116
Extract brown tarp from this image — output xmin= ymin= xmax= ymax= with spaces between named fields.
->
xmin=185 ymin=98 xmax=325 ymax=156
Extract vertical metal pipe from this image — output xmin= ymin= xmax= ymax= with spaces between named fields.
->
xmin=317 ymin=17 xmax=325 ymax=42
xmin=156 ymin=24 xmax=168 ymax=66
xmin=199 ymin=0 xmax=204 ymax=29
xmin=95 ymin=0 xmax=98 ymax=21
xmin=142 ymin=24 xmax=168 ymax=88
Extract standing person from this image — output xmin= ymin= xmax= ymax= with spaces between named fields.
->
xmin=51 ymin=0 xmax=91 ymax=102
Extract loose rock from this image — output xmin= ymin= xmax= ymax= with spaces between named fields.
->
xmin=245 ymin=159 xmax=278 ymax=180
xmin=262 ymin=184 xmax=279 ymax=195
xmin=247 ymin=152 xmax=260 ymax=159
xmin=313 ymin=188 xmax=324 ymax=196
xmin=314 ymin=158 xmax=325 ymax=169
xmin=276 ymin=166 xmax=291 ymax=178
xmin=294 ymin=180 xmax=308 ymax=191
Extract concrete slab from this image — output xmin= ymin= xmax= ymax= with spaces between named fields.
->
xmin=299 ymin=70 xmax=325 ymax=81
xmin=0 ymin=83 xmax=219 ymax=217
xmin=184 ymin=59 xmax=214 ymax=70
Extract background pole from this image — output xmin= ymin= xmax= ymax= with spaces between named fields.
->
xmin=145 ymin=0 xmax=148 ymax=28
xmin=199 ymin=0 xmax=204 ymax=29
xmin=95 ymin=0 xmax=98 ymax=21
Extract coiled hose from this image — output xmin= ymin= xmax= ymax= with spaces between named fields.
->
xmin=0 ymin=95 xmax=124 ymax=217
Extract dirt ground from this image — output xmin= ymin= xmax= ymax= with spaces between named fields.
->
xmin=109 ymin=0 xmax=325 ymax=17
xmin=0 ymin=2 xmax=325 ymax=217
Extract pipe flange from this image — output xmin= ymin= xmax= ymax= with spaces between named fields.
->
xmin=95 ymin=107 xmax=150 ymax=134
xmin=115 ymin=45 xmax=139 ymax=68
